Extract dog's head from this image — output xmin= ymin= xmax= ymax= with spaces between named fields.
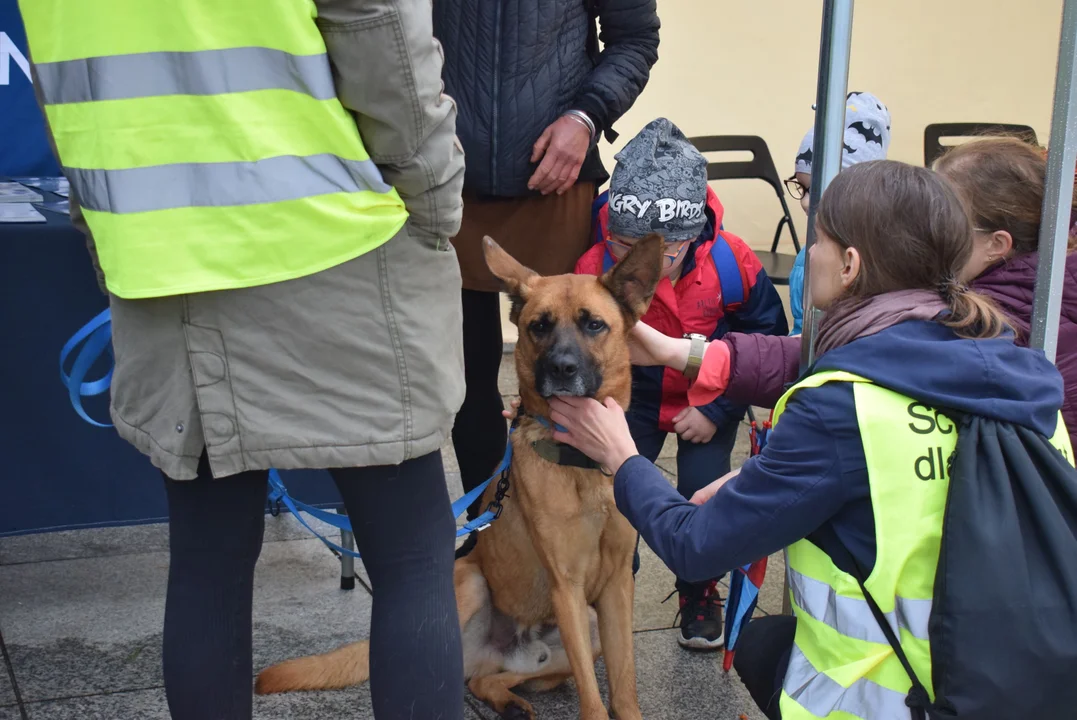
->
xmin=482 ymin=235 xmax=663 ymax=416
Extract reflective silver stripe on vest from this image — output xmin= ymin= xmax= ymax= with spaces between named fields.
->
xmin=784 ymin=645 xmax=912 ymax=719
xmin=66 ymin=154 xmax=392 ymax=214
xmin=788 ymin=567 xmax=931 ymax=644
xmin=35 ymin=48 xmax=337 ymax=105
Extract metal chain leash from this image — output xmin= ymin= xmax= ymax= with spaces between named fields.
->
xmin=483 ymin=466 xmax=511 ymax=521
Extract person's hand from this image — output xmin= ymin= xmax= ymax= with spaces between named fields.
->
xmin=672 ymin=407 xmax=717 ymax=444
xmin=501 ymin=397 xmax=521 ymax=419
xmin=547 ymin=396 xmax=638 ymax=474
xmin=689 ymin=468 xmax=740 ymax=505
xmin=527 ymin=115 xmax=591 ymax=196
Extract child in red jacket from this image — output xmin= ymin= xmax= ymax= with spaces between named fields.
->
xmin=576 ymin=118 xmax=788 ymax=650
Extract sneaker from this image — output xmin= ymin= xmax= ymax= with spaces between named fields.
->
xmin=675 ymin=581 xmax=724 ymax=651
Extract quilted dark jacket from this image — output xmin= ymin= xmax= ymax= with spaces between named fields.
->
xmin=433 ymin=0 xmax=659 ymax=198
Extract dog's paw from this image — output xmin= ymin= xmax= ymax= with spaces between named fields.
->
xmin=500 ymin=701 xmax=535 ymax=720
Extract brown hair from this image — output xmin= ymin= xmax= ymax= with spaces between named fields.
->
xmin=934 ymin=135 xmax=1077 ymax=255
xmin=816 ymin=160 xmax=1008 ymax=339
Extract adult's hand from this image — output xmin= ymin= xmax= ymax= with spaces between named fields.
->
xmin=548 ymin=396 xmax=638 ymax=474
xmin=527 ymin=115 xmax=591 ymax=196
xmin=689 ymin=468 xmax=740 ymax=505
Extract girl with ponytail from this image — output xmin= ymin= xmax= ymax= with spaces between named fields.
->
xmin=934 ymin=136 xmax=1077 ymax=449
xmin=535 ymin=160 xmax=1068 ymax=720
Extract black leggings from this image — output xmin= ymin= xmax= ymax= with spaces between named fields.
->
xmin=733 ymin=615 xmax=797 ymax=720
xmin=452 ymin=289 xmax=508 ymax=520
xmin=162 ymin=451 xmax=463 ymax=720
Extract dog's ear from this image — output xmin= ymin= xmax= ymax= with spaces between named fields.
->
xmin=483 ymin=236 xmax=537 ymax=324
xmin=600 ymin=234 xmax=664 ymax=323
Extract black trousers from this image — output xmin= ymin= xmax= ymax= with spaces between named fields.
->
xmin=161 ymin=451 xmax=463 ymax=720
xmin=733 ymin=615 xmax=797 ymax=720
xmin=452 ymin=288 xmax=509 ymax=520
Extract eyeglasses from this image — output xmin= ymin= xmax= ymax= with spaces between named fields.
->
xmin=606 ymin=235 xmax=689 ymax=270
xmin=784 ymin=175 xmax=808 ymax=200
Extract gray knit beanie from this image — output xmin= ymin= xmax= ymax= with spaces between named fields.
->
xmin=795 ymin=91 xmax=891 ymax=174
xmin=608 ymin=118 xmax=709 ymax=242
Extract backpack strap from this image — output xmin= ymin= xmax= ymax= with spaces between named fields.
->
xmin=591 ymin=189 xmax=609 ymax=247
xmin=809 ymin=523 xmax=937 ymax=720
xmin=710 ymin=232 xmax=745 ymax=311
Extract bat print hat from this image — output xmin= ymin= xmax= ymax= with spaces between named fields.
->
xmin=794 ymin=91 xmax=891 ymax=174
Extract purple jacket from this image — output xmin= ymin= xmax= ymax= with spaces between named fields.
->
xmin=722 ymin=252 xmax=1077 ymax=448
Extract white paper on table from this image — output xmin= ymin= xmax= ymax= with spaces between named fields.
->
xmin=0 ymin=203 xmax=47 ymax=222
xmin=0 ymin=182 xmax=44 ymax=204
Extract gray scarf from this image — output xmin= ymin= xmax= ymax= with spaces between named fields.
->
xmin=815 ymin=289 xmax=948 ymax=357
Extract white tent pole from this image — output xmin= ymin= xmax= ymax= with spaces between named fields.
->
xmin=1031 ymin=0 xmax=1077 ymax=362
xmin=799 ymin=0 xmax=855 ymax=372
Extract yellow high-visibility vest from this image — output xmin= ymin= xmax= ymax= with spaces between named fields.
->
xmin=19 ymin=0 xmax=409 ymax=299
xmin=771 ymin=370 xmax=1073 ymax=719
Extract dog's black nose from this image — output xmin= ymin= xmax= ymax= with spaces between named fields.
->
xmin=547 ymin=351 xmax=579 ymax=381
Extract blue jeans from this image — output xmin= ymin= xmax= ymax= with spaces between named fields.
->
xmin=627 ymin=407 xmax=740 ymax=592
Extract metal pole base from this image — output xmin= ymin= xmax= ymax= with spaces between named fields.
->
xmin=338 ymin=508 xmax=356 ymax=591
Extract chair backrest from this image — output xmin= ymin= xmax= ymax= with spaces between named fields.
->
xmin=923 ymin=123 xmax=1039 ymax=167
xmin=688 ymin=135 xmax=799 ymax=254
xmin=689 ymin=135 xmax=784 ymax=195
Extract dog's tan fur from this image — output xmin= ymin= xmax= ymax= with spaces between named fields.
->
xmin=255 ymin=235 xmax=664 ymax=719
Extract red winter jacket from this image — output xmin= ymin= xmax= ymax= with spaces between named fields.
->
xmin=577 ymin=186 xmax=788 ymax=432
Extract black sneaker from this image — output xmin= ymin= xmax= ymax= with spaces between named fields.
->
xmin=675 ymin=581 xmax=724 ymax=651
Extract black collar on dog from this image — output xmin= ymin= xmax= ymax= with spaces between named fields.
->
xmin=514 ymin=406 xmax=605 ymax=471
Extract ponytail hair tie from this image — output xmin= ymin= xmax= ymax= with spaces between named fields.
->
xmin=937 ymin=276 xmax=969 ymax=302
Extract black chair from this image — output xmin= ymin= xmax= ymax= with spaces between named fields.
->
xmin=688 ymin=135 xmax=800 ymax=285
xmin=923 ymin=123 xmax=1039 ymax=167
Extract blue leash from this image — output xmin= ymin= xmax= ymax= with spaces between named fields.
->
xmin=60 ymin=310 xmax=514 ymax=559
xmin=59 ymin=308 xmax=114 ymax=428
xmin=266 ymin=434 xmax=514 ymax=559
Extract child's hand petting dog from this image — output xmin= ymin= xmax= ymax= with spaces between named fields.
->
xmin=672 ymin=407 xmax=717 ymax=444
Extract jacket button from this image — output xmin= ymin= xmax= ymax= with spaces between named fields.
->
xmin=176 ymin=423 xmax=184 ymax=433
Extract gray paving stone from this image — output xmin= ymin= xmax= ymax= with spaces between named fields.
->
xmin=0 ymin=524 xmax=170 ymax=567
xmin=0 ymin=537 xmax=371 ymax=703
xmin=755 ymin=551 xmax=786 ymax=617
xmin=0 ymin=706 xmax=20 ymax=720
xmin=467 ymin=629 xmax=765 ymax=720
xmin=633 ymin=541 xmax=678 ymax=633
xmin=0 ymin=658 xmax=15 ymax=707
xmin=22 ymin=686 xmax=487 ymax=719
xmin=0 ymin=473 xmax=465 ymax=568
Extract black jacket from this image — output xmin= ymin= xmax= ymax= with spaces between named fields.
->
xmin=433 ymin=0 xmax=659 ymax=197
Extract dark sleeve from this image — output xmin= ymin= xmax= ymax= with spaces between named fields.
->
xmin=727 ymin=270 xmax=790 ymax=338
xmin=721 ymin=333 xmax=803 ymax=408
xmin=570 ymin=0 xmax=660 ymax=138
xmin=695 ymin=396 xmax=746 ymax=429
xmin=613 ymin=384 xmax=853 ymax=582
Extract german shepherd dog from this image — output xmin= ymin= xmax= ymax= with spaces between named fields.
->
xmin=255 ymin=235 xmax=664 ymax=719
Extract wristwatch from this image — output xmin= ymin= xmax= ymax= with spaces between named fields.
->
xmin=683 ymin=333 xmax=706 ymax=381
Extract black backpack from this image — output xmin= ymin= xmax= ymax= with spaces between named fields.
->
xmin=822 ymin=414 xmax=1077 ymax=719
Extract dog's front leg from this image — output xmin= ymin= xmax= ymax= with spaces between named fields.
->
xmin=550 ymin=580 xmax=608 ymax=720
xmin=595 ymin=569 xmax=641 ymax=720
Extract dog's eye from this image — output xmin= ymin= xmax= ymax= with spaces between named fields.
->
xmin=584 ymin=318 xmax=607 ymax=334
xmin=529 ymin=317 xmax=552 ymax=336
